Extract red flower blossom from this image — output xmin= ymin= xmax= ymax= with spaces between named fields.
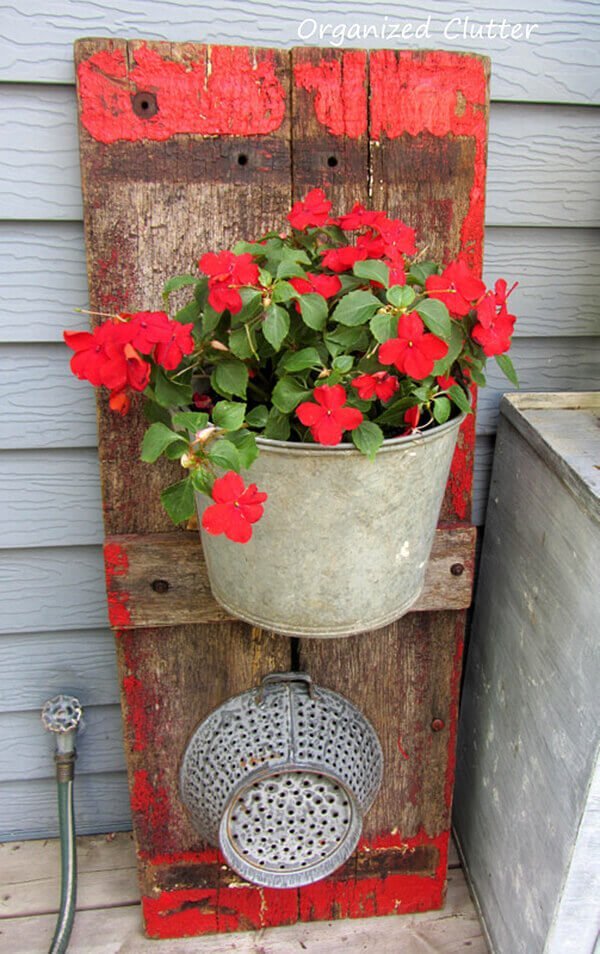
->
xmin=125 ymin=311 xmax=172 ymax=354
xmin=64 ymin=323 xmax=126 ymax=387
xmin=289 ymin=273 xmax=341 ymax=299
xmin=377 ymin=218 xmax=417 ymax=258
xmin=108 ymin=389 xmax=131 ymax=415
xmin=320 ymin=245 xmax=368 ymax=273
xmin=403 ymin=406 xmax=421 ymax=433
xmin=201 ymin=471 xmax=268 ymax=544
xmin=336 ymin=203 xmax=387 ymax=231
xmin=388 ymin=263 xmax=406 ymax=286
xmin=193 ymin=392 xmax=214 ymax=412
xmin=199 ymin=250 xmax=260 ymax=315
xmin=351 ymin=372 xmax=399 ymax=402
xmin=472 ymin=304 xmax=516 ymax=356
xmin=296 ymin=384 xmax=363 ymax=445
xmin=425 ymin=260 xmax=486 ymax=317
xmin=356 ymin=231 xmax=386 ymax=259
xmin=436 ymin=374 xmax=457 ymax=390
xmin=378 ymin=313 xmax=448 ymax=380
xmin=101 ymin=341 xmax=151 ymax=394
xmin=287 ymin=188 xmax=332 ymax=230
xmin=154 ymin=322 xmax=195 ymax=371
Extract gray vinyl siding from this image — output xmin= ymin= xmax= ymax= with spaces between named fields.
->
xmin=0 ymin=0 xmax=599 ymax=839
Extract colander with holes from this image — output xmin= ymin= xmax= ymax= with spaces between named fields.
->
xmin=180 ymin=672 xmax=383 ymax=888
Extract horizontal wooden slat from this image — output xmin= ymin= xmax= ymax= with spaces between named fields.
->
xmin=0 ymin=449 xmax=102 ymax=548
xmin=2 ymin=222 xmax=598 ymax=342
xmin=0 ymin=772 xmax=131 ymax=841
xmin=0 ymin=546 xmax=109 ymax=634
xmin=103 ymin=527 xmax=476 ymax=629
xmin=1 ymin=87 xmax=598 ymax=226
xmin=0 ymin=1 xmax=598 ymax=105
xmin=0 ymin=704 xmax=125 ymax=782
xmin=0 ymin=629 xmax=118 ymax=712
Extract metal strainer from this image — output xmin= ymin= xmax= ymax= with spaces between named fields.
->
xmin=180 ymin=672 xmax=383 ymax=888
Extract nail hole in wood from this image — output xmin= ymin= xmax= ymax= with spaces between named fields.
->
xmin=151 ymin=579 xmax=170 ymax=594
xmin=238 ymin=154 xmax=249 ymax=166
xmin=327 ymin=156 xmax=338 ymax=168
xmin=132 ymin=91 xmax=158 ymax=119
xmin=450 ymin=563 xmax=464 ymax=576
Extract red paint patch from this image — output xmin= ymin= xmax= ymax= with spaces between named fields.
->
xmin=294 ymin=51 xmax=367 ymax=138
xmin=122 ymin=674 xmax=148 ymax=752
xmin=143 ymin=884 xmax=298 ymax=938
xmin=103 ymin=541 xmax=131 ymax=627
xmin=444 ymin=618 xmax=466 ymax=811
xmin=448 ymin=384 xmax=477 ymax=520
xmin=78 ymin=44 xmax=286 ymax=144
xmin=397 ymin=736 xmax=410 ymax=760
xmin=370 ymin=50 xmax=488 ymax=274
xmin=131 ymin=769 xmax=172 ymax=848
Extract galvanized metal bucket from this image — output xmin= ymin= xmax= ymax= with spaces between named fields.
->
xmin=196 ymin=411 xmax=466 ymax=638
xmin=180 ymin=672 xmax=383 ymax=888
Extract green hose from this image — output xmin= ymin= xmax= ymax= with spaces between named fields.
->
xmin=49 ymin=754 xmax=77 ymax=954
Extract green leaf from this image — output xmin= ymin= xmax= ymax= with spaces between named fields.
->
xmin=212 ymin=359 xmax=249 ymax=399
xmin=299 ymin=293 xmax=328 ymax=331
xmin=263 ymin=303 xmax=290 ymax=351
xmin=212 ymin=401 xmax=246 ymax=431
xmin=174 ymin=299 xmax=201 ymax=325
xmin=207 ymin=438 xmax=241 ymax=472
xmin=374 ymin=396 xmax=415 ymax=426
xmin=448 ymin=384 xmax=472 ymax=415
xmin=162 ymin=274 xmax=198 ymax=300
xmin=143 ymin=400 xmax=172 ymax=427
xmin=409 ymin=262 xmax=439 ymax=285
xmin=190 ymin=467 xmax=214 ymax=496
xmin=468 ymin=364 xmax=487 ymax=387
xmin=332 ymin=354 xmax=354 ymax=373
xmin=171 ymin=411 xmax=209 ymax=433
xmin=272 ymin=377 xmax=311 ymax=414
xmin=353 ymin=260 xmax=390 ymax=287
xmin=245 ymin=404 xmax=269 ymax=428
xmin=201 ymin=304 xmax=222 ymax=336
xmin=495 ymin=353 xmax=519 ymax=387
xmin=227 ymin=429 xmax=259 ymax=469
xmin=164 ymin=440 xmax=189 ymax=460
xmin=272 ymin=281 xmax=299 ymax=303
xmin=370 ymin=312 xmax=397 ymax=343
xmin=351 ymin=421 xmax=384 ymax=461
xmin=264 ymin=407 xmax=291 ymax=440
xmin=416 ymin=299 xmax=452 ymax=340
xmin=433 ymin=321 xmax=465 ymax=376
xmin=141 ymin=422 xmax=187 ymax=463
xmin=433 ymin=396 xmax=451 ymax=424
xmin=160 ymin=477 xmax=196 ymax=525
xmin=232 ymin=289 xmax=262 ymax=326
xmin=276 ymin=261 xmax=308 ymax=280
xmin=283 ymin=347 xmax=322 ymax=373
xmin=280 ymin=247 xmax=311 ymax=265
xmin=153 ymin=370 xmax=193 ymax=408
xmin=332 ymin=290 xmax=381 ymax=327
xmin=387 ymin=285 xmax=416 ymax=308
xmin=228 ymin=325 xmax=255 ymax=360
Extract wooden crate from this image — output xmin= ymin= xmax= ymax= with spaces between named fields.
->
xmin=455 ymin=392 xmax=600 ymax=954
xmin=74 ymin=40 xmax=487 ymax=939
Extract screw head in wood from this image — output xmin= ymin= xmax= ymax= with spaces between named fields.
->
xmin=151 ymin=579 xmax=170 ymax=593
xmin=431 ymin=719 xmax=445 ymax=732
xmin=450 ymin=563 xmax=465 ymax=576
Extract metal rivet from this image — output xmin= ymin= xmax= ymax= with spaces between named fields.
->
xmin=132 ymin=91 xmax=158 ymax=118
xmin=151 ymin=579 xmax=169 ymax=594
xmin=450 ymin=563 xmax=464 ymax=576
xmin=431 ymin=719 xmax=445 ymax=732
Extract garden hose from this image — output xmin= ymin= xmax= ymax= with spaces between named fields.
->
xmin=41 ymin=695 xmax=83 ymax=954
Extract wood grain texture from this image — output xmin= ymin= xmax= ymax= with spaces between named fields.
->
xmin=2 ymin=85 xmax=598 ymax=226
xmin=103 ymin=527 xmax=476 ymax=629
xmin=0 ymin=772 xmax=132 ymax=841
xmin=0 ymin=629 xmax=118 ymax=712
xmin=3 ymin=222 xmax=598 ymax=342
xmin=455 ymin=407 xmax=600 ymax=954
xmin=1 ymin=0 xmax=599 ymax=105
xmin=0 ymin=704 xmax=125 ymax=782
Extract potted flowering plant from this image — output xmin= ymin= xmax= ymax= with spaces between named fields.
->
xmin=65 ymin=189 xmax=518 ymax=637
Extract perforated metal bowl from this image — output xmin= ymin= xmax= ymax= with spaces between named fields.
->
xmin=180 ymin=672 xmax=383 ymax=888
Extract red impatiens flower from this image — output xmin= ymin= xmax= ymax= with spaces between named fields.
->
xmin=320 ymin=245 xmax=368 ymax=273
xmin=193 ymin=392 xmax=214 ymax=412
xmin=403 ymin=406 xmax=421 ymax=433
xmin=101 ymin=340 xmax=151 ymax=394
xmin=201 ymin=471 xmax=268 ymax=544
xmin=108 ymin=389 xmax=131 ymax=415
xmin=472 ymin=304 xmax=516 ymax=356
xmin=336 ymin=203 xmax=388 ymax=231
xmin=64 ymin=323 xmax=126 ymax=387
xmin=154 ymin=321 xmax=195 ymax=371
xmin=377 ymin=218 xmax=417 ymax=259
xmin=425 ymin=260 xmax=486 ymax=317
xmin=351 ymin=372 xmax=399 ymax=402
xmin=289 ymin=273 xmax=342 ymax=299
xmin=296 ymin=384 xmax=363 ymax=445
xmin=288 ymin=188 xmax=332 ymax=230
xmin=378 ymin=313 xmax=448 ymax=380
xmin=125 ymin=311 xmax=172 ymax=354
xmin=199 ymin=250 xmax=260 ymax=315
xmin=436 ymin=374 xmax=457 ymax=390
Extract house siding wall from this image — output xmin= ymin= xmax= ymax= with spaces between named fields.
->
xmin=0 ymin=0 xmax=598 ymax=838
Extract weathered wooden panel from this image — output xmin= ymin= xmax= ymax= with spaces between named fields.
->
xmin=2 ymin=0 xmax=599 ymax=105
xmin=0 ymin=547 xmax=108 ymax=634
xmin=0 ymin=628 xmax=118 ymax=712
xmin=454 ymin=393 xmax=600 ymax=954
xmin=0 ymin=773 xmax=131 ymax=841
xmin=0 ymin=704 xmax=125 ymax=782
xmin=0 ymin=449 xmax=102 ymax=548
xmin=3 ymin=86 xmax=599 ymax=227
xmin=471 ymin=435 xmax=495 ymax=527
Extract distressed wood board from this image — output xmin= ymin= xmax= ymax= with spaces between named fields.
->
xmin=74 ymin=38 xmax=486 ymax=937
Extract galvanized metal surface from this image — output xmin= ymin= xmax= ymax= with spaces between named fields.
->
xmin=180 ymin=673 xmax=383 ymax=887
xmin=196 ymin=413 xmax=465 ymax=638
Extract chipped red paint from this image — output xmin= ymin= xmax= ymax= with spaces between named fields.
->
xmin=122 ymin=674 xmax=147 ymax=752
xmin=448 ymin=385 xmax=478 ymax=520
xmin=131 ymin=769 xmax=172 ymax=848
xmin=103 ymin=541 xmax=131 ymax=627
xmin=444 ymin=618 xmax=466 ymax=811
xmin=144 ymin=884 xmax=299 ymax=938
xmin=142 ymin=847 xmax=220 ymax=865
xmin=370 ymin=50 xmax=488 ymax=274
xmin=78 ymin=44 xmax=286 ymax=144
xmin=397 ymin=736 xmax=410 ymax=760
xmin=294 ymin=51 xmax=367 ymax=138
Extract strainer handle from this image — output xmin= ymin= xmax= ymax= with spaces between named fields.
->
xmin=257 ymin=672 xmax=315 ymax=703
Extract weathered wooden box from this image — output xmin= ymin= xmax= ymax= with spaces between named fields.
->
xmin=454 ymin=392 xmax=600 ymax=954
